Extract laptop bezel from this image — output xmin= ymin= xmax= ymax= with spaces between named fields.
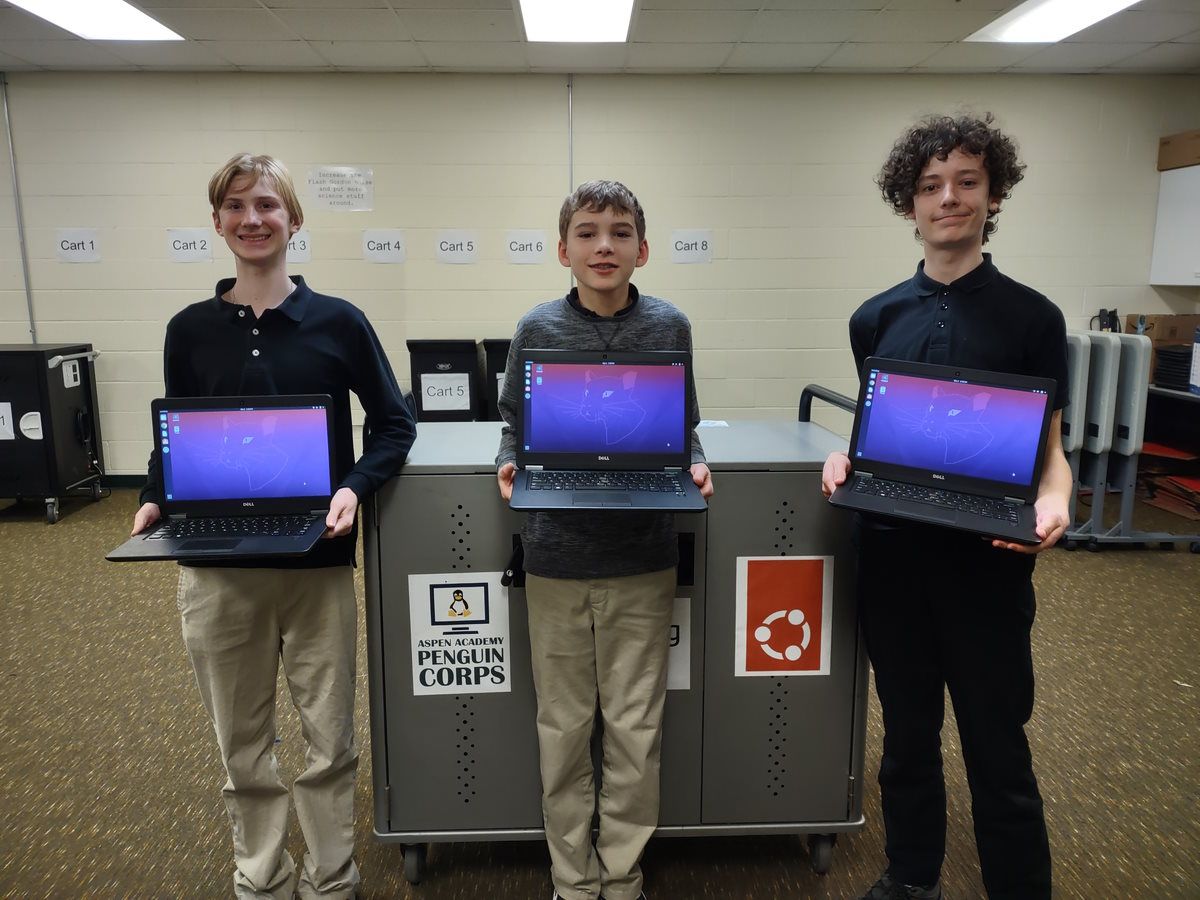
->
xmin=152 ymin=394 xmax=336 ymax=518
xmin=515 ymin=349 xmax=693 ymax=472
xmin=847 ymin=357 xmax=1057 ymax=503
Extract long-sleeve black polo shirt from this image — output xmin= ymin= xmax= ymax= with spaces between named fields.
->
xmin=140 ymin=275 xmax=416 ymax=568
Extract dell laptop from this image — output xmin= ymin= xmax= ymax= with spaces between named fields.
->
xmin=508 ymin=349 xmax=707 ymax=512
xmin=829 ymin=358 xmax=1057 ymax=544
xmin=107 ymin=395 xmax=336 ymax=561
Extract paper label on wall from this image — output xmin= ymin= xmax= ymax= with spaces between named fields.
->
xmin=408 ymin=572 xmax=511 ymax=695
xmin=506 ymin=230 xmax=548 ymax=264
xmin=734 ymin=556 xmax=833 ymax=677
xmin=421 ymin=372 xmax=471 ymax=411
xmin=0 ymin=403 xmax=13 ymax=440
xmin=667 ymin=597 xmax=691 ymax=691
xmin=308 ymin=166 xmax=373 ymax=211
xmin=670 ymin=229 xmax=713 ymax=264
xmin=287 ymin=230 xmax=312 ymax=263
xmin=56 ymin=228 xmax=100 ymax=263
xmin=167 ymin=228 xmax=213 ymax=263
xmin=436 ymin=230 xmax=479 ymax=264
xmin=363 ymin=229 xmax=406 ymax=264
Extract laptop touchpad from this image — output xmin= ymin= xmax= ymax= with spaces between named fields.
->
xmin=894 ymin=500 xmax=956 ymax=525
xmin=180 ymin=539 xmax=241 ymax=552
xmin=574 ymin=492 xmax=632 ymax=507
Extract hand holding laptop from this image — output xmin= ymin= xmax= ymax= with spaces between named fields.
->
xmin=325 ymin=487 xmax=358 ymax=538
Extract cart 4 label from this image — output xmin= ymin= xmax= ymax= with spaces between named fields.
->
xmin=409 ymin=572 xmax=511 ymax=695
xmin=734 ymin=556 xmax=833 ymax=677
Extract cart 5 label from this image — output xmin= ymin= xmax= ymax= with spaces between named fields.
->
xmin=734 ymin=556 xmax=833 ymax=677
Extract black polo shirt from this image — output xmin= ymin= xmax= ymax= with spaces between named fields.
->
xmin=140 ymin=275 xmax=416 ymax=568
xmin=849 ymin=254 xmax=1069 ymax=411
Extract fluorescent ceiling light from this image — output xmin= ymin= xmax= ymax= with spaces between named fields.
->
xmin=6 ymin=0 xmax=183 ymax=41
xmin=965 ymin=0 xmax=1140 ymax=43
xmin=519 ymin=0 xmax=635 ymax=43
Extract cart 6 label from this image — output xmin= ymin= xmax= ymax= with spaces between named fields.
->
xmin=734 ymin=556 xmax=833 ymax=676
xmin=408 ymin=572 xmax=511 ymax=695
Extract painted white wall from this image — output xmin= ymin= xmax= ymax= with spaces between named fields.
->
xmin=1 ymin=72 xmax=1197 ymax=472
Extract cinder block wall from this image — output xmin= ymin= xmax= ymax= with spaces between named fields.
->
xmin=0 ymin=72 xmax=1196 ymax=472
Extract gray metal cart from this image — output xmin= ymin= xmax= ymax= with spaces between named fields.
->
xmin=363 ymin=417 xmax=866 ymax=883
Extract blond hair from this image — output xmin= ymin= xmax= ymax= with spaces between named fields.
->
xmin=208 ymin=153 xmax=304 ymax=227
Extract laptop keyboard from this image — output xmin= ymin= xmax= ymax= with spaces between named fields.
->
xmin=146 ymin=515 xmax=320 ymax=540
xmin=854 ymin=478 xmax=1020 ymax=523
xmin=528 ymin=470 xmax=687 ymax=494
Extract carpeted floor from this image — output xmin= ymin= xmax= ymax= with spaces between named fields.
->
xmin=0 ymin=488 xmax=1197 ymax=899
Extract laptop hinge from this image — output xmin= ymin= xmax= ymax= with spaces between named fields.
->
xmin=169 ymin=513 xmax=186 ymax=520
xmin=526 ymin=465 xmax=543 ymax=471
xmin=309 ymin=508 xmax=327 ymax=515
xmin=858 ymin=471 xmax=873 ymax=479
xmin=1004 ymin=496 xmax=1024 ymax=505
xmin=665 ymin=466 xmax=684 ymax=472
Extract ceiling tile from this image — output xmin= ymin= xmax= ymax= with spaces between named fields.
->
xmin=721 ymin=42 xmax=840 ymax=69
xmin=1106 ymin=40 xmax=1200 ymax=70
xmin=398 ymin=10 xmax=520 ymax=42
xmin=914 ymin=40 xmax=1044 ymax=70
xmin=202 ymin=40 xmax=332 ymax=67
xmin=878 ymin=0 xmax=1019 ymax=9
xmin=627 ymin=42 xmax=734 ymax=70
xmin=147 ymin=9 xmax=299 ymax=41
xmin=850 ymin=10 xmax=1003 ymax=42
xmin=1133 ymin=0 xmax=1200 ymax=10
xmin=640 ymin=0 xmax=762 ymax=8
xmin=0 ymin=7 xmax=77 ymax=39
xmin=1176 ymin=29 xmax=1200 ymax=41
xmin=387 ymin=0 xmax=510 ymax=7
xmin=0 ymin=48 xmax=38 ymax=69
xmin=633 ymin=10 xmax=758 ymax=43
xmin=260 ymin=1 xmax=389 ymax=7
xmin=103 ymin=40 xmax=234 ymax=67
xmin=0 ymin=38 xmax=136 ymax=67
xmin=764 ymin=1 xmax=887 ymax=8
xmin=819 ymin=41 xmax=946 ymax=68
xmin=1011 ymin=42 xmax=1154 ymax=70
xmin=526 ymin=42 xmax=628 ymax=71
xmin=743 ymin=10 xmax=880 ymax=43
xmin=271 ymin=9 xmax=409 ymax=41
xmin=418 ymin=41 xmax=528 ymax=69
xmin=1066 ymin=10 xmax=1200 ymax=44
xmin=142 ymin=1 xmax=261 ymax=7
xmin=307 ymin=40 xmax=427 ymax=68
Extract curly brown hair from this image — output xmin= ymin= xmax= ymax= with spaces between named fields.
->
xmin=877 ymin=113 xmax=1025 ymax=245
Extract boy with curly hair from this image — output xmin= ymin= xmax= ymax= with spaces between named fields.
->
xmin=822 ymin=115 xmax=1070 ymax=900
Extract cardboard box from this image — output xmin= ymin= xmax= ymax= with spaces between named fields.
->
xmin=1125 ymin=313 xmax=1200 ymax=381
xmin=1157 ymin=130 xmax=1200 ymax=172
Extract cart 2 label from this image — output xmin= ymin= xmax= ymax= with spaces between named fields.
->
xmin=734 ymin=556 xmax=833 ymax=677
xmin=408 ymin=572 xmax=512 ymax=696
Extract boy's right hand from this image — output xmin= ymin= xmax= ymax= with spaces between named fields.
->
xmin=821 ymin=451 xmax=851 ymax=499
xmin=131 ymin=502 xmax=161 ymax=536
xmin=497 ymin=463 xmax=516 ymax=501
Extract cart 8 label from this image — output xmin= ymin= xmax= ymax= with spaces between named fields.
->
xmin=734 ymin=556 xmax=833 ymax=676
xmin=408 ymin=572 xmax=512 ymax=695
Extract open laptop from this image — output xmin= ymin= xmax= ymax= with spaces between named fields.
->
xmin=508 ymin=349 xmax=707 ymax=512
xmin=829 ymin=357 xmax=1056 ymax=544
xmin=107 ymin=395 xmax=336 ymax=561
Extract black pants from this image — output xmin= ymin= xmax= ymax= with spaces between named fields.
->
xmin=856 ymin=523 xmax=1052 ymax=899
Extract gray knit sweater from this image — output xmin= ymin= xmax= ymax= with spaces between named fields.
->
xmin=496 ymin=287 xmax=705 ymax=579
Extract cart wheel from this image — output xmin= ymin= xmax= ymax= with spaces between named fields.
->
xmin=1190 ymin=541 xmax=1200 ymax=554
xmin=1063 ymin=539 xmax=1077 ymax=551
xmin=402 ymin=843 xmax=426 ymax=884
xmin=807 ymin=833 xmax=835 ymax=875
xmin=1160 ymin=541 xmax=1175 ymax=551
xmin=1086 ymin=538 xmax=1101 ymax=552
xmin=45 ymin=498 xmax=60 ymax=524
xmin=90 ymin=481 xmax=103 ymax=501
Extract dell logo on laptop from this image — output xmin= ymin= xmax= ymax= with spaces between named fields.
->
xmin=242 ymin=501 xmax=256 ymax=507
xmin=931 ymin=473 xmax=945 ymax=480
xmin=598 ymin=455 xmax=611 ymax=462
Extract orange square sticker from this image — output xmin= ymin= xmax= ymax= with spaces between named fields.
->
xmin=735 ymin=556 xmax=833 ymax=676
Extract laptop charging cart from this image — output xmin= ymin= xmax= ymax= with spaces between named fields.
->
xmin=363 ymin=404 xmax=867 ymax=883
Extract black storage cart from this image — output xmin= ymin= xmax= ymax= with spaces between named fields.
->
xmin=0 ymin=343 xmax=105 ymax=523
xmin=406 ymin=339 xmax=483 ymax=423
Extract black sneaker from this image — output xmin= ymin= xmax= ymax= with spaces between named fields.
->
xmin=858 ymin=872 xmax=942 ymax=900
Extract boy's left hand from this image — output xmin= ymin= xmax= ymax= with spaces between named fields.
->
xmin=691 ymin=463 xmax=714 ymax=499
xmin=324 ymin=487 xmax=359 ymax=538
xmin=991 ymin=496 xmax=1068 ymax=555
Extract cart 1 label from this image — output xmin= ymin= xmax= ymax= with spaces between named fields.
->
xmin=0 ymin=402 xmax=13 ymax=440
xmin=421 ymin=372 xmax=471 ymax=411
xmin=667 ymin=597 xmax=691 ymax=691
xmin=56 ymin=228 xmax=100 ymax=263
xmin=734 ymin=556 xmax=833 ymax=677
xmin=409 ymin=572 xmax=511 ymax=695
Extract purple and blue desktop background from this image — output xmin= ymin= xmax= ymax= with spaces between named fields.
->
xmin=523 ymin=362 xmax=686 ymax=454
xmin=162 ymin=407 xmax=331 ymax=501
xmin=855 ymin=372 xmax=1048 ymax=485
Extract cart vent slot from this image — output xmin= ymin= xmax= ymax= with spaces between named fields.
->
xmin=455 ymin=695 xmax=478 ymax=803
xmin=448 ymin=503 xmax=473 ymax=570
xmin=767 ymin=679 xmax=789 ymax=796
xmin=773 ymin=501 xmax=796 ymax=556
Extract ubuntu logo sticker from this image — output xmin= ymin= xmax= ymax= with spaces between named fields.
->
xmin=734 ymin=556 xmax=833 ymax=677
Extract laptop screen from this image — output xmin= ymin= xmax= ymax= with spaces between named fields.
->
xmin=853 ymin=366 xmax=1051 ymax=487
xmin=159 ymin=404 xmax=332 ymax=502
xmin=521 ymin=358 xmax=687 ymax=456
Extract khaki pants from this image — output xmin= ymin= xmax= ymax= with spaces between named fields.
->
xmin=177 ymin=566 xmax=359 ymax=900
xmin=525 ymin=568 xmax=676 ymax=900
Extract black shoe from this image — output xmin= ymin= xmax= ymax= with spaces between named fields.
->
xmin=858 ymin=872 xmax=942 ymax=900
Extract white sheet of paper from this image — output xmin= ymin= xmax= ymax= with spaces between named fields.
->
xmin=287 ymin=230 xmax=312 ymax=263
xmin=670 ymin=229 xmax=714 ymax=264
xmin=167 ymin=228 xmax=213 ymax=263
xmin=0 ymin=402 xmax=13 ymax=440
xmin=421 ymin=372 xmax=471 ymax=411
xmin=56 ymin=228 xmax=100 ymax=263
xmin=667 ymin=597 xmax=691 ymax=691
xmin=506 ymin=229 xmax=548 ymax=264
xmin=363 ymin=229 xmax=407 ymax=264
xmin=308 ymin=165 xmax=373 ymax=211
xmin=436 ymin=230 xmax=479 ymax=264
